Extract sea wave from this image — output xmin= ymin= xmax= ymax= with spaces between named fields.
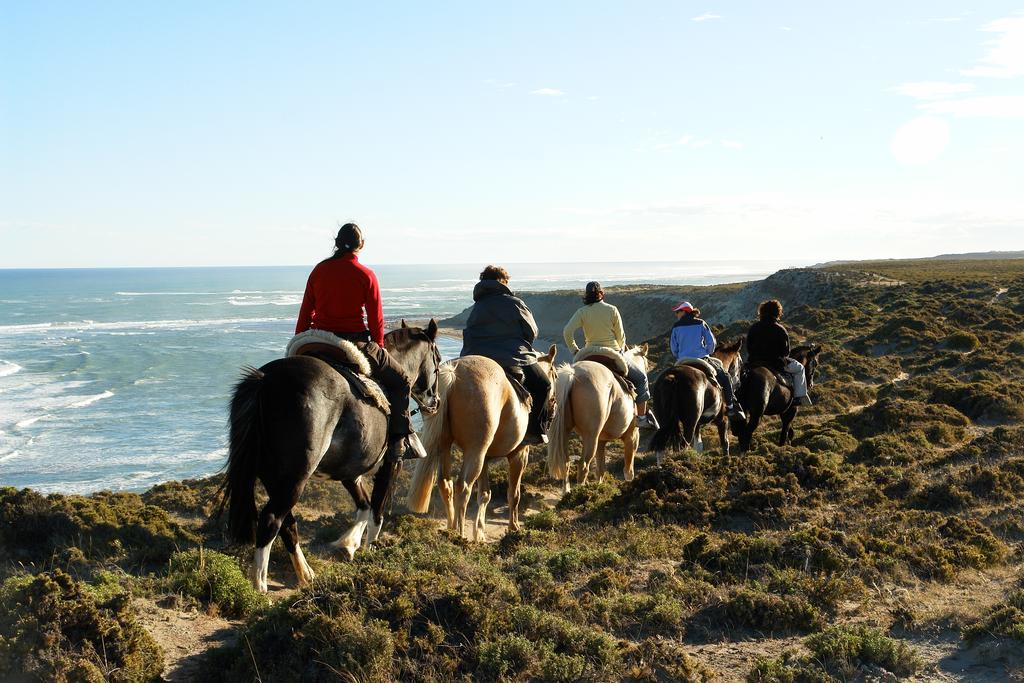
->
xmin=16 ymin=414 xmax=48 ymax=428
xmin=0 ymin=360 xmax=22 ymax=377
xmin=228 ymin=296 xmax=303 ymax=307
xmin=0 ymin=317 xmax=291 ymax=334
xmin=70 ymin=390 xmax=114 ymax=408
xmin=0 ymin=450 xmax=20 ymax=464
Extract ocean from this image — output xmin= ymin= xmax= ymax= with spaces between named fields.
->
xmin=0 ymin=261 xmax=803 ymax=493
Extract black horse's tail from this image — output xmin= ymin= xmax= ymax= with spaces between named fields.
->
xmin=649 ymin=369 xmax=685 ymax=453
xmin=218 ymin=366 xmax=265 ymax=543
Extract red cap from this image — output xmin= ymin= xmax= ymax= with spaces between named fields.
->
xmin=673 ymin=301 xmax=694 ymax=313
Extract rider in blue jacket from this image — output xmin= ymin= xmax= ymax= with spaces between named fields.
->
xmin=670 ymin=302 xmax=744 ymax=418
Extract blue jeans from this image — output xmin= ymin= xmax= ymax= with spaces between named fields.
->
xmin=625 ymin=357 xmax=651 ymax=403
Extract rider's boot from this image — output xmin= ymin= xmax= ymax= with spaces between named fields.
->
xmin=794 ymin=395 xmax=812 ymax=407
xmin=636 ymin=403 xmax=660 ymax=430
xmin=386 ymin=432 xmax=428 ymax=462
xmin=727 ymin=401 xmax=747 ymax=420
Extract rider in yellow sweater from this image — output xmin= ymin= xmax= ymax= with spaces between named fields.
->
xmin=563 ymin=282 xmax=659 ymax=430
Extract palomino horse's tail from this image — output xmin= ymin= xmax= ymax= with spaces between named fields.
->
xmin=217 ymin=366 xmax=265 ymax=543
xmin=546 ymin=364 xmax=576 ymax=480
xmin=649 ymin=368 xmax=686 ymax=453
xmin=408 ymin=361 xmax=457 ymax=513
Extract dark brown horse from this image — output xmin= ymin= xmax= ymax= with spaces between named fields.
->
xmin=649 ymin=340 xmax=743 ymax=462
xmin=731 ymin=344 xmax=822 ymax=452
xmin=219 ymin=321 xmax=442 ymax=592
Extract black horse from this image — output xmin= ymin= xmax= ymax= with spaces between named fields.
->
xmin=220 ymin=320 xmax=441 ymax=592
xmin=731 ymin=344 xmax=822 ymax=452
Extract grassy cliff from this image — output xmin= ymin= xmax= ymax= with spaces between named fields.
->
xmin=2 ymin=258 xmax=1023 ymax=681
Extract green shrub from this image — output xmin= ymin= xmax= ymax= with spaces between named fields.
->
xmin=945 ymin=330 xmax=980 ymax=352
xmin=724 ymin=587 xmax=822 ymax=633
xmin=165 ymin=548 xmax=265 ymax=618
xmin=806 ymin=625 xmax=921 ymax=676
xmin=0 ymin=487 xmax=198 ymax=565
xmin=0 ymin=570 xmax=163 ymax=682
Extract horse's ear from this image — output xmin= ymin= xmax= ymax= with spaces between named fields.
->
xmin=426 ymin=318 xmax=439 ymax=341
xmin=401 ymin=319 xmax=408 ymax=329
xmin=810 ymin=345 xmax=823 ymax=357
xmin=640 ymin=343 xmax=649 ymax=356
xmin=546 ymin=344 xmax=557 ymax=363
xmin=737 ymin=337 xmax=744 ymax=349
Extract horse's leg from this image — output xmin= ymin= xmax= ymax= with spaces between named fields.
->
xmin=436 ymin=438 xmax=456 ymax=529
xmin=251 ymin=484 xmax=303 ymax=593
xmin=278 ymin=511 xmax=315 ymax=587
xmin=717 ymin=416 xmax=730 ymax=456
xmin=474 ymin=465 xmax=492 ymax=542
xmin=333 ymin=477 xmax=371 ymax=560
xmin=507 ymin=447 xmax=528 ymax=532
xmin=622 ymin=427 xmax=637 ymax=482
xmin=366 ymin=460 xmax=401 ymax=548
xmin=779 ymin=405 xmax=798 ymax=446
xmin=595 ymin=441 xmax=608 ymax=482
xmin=576 ymin=431 xmax=599 ymax=487
xmin=455 ymin=448 xmax=487 ymax=538
xmin=683 ymin=395 xmax=702 ymax=454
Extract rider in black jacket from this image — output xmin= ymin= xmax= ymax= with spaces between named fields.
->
xmin=745 ymin=300 xmax=811 ymax=405
xmin=461 ymin=265 xmax=552 ymax=446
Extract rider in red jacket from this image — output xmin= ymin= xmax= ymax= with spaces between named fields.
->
xmin=295 ymin=223 xmax=426 ymax=460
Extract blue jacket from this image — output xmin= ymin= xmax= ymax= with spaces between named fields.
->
xmin=670 ymin=316 xmax=716 ymax=360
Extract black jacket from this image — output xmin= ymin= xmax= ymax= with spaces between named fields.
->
xmin=746 ymin=319 xmax=790 ymax=365
xmin=460 ymin=280 xmax=540 ymax=367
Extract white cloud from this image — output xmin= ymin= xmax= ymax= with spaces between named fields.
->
xmin=530 ymin=88 xmax=564 ymax=96
xmin=929 ymin=16 xmax=963 ymax=23
xmin=890 ymin=117 xmax=950 ymax=165
xmin=961 ymin=15 xmax=1024 ymax=78
xmin=691 ymin=12 xmax=722 ymax=22
xmin=920 ymin=95 xmax=1024 ymax=118
xmin=891 ymin=81 xmax=975 ymax=99
xmin=781 ymin=26 xmax=793 ymax=31
xmin=720 ymin=140 xmax=744 ymax=149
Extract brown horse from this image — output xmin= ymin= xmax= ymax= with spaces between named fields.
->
xmin=546 ymin=345 xmax=651 ymax=492
xmin=731 ymin=345 xmax=822 ymax=452
xmin=648 ymin=340 xmax=743 ymax=462
xmin=408 ymin=347 xmax=557 ymax=540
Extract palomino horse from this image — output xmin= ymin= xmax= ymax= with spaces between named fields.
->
xmin=649 ymin=340 xmax=743 ymax=463
xmin=219 ymin=321 xmax=442 ymax=592
xmin=732 ymin=345 xmax=822 ymax=452
xmin=546 ymin=345 xmax=651 ymax=493
xmin=408 ymin=347 xmax=557 ymax=541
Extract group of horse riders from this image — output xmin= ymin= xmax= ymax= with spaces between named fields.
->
xmin=294 ymin=223 xmax=813 ymax=457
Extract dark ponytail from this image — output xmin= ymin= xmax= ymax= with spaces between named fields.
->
xmin=331 ymin=223 xmax=364 ymax=258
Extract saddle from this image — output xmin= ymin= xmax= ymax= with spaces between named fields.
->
xmin=574 ymin=348 xmax=636 ymax=398
xmin=676 ymin=357 xmax=721 ymax=388
xmin=743 ymin=360 xmax=794 ymax=391
xmin=286 ymin=330 xmax=390 ymax=414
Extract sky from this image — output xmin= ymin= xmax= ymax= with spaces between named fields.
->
xmin=1 ymin=2 xmax=1023 ymax=268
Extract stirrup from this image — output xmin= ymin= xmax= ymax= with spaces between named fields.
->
xmin=636 ymin=413 xmax=659 ymax=430
xmin=388 ymin=433 xmax=427 ymax=461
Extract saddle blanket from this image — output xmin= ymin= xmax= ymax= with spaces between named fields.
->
xmin=676 ymin=356 xmax=722 ymax=388
xmin=286 ymin=330 xmax=390 ymax=414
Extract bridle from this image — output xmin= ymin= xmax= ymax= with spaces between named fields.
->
xmin=409 ymin=341 xmax=442 ymax=416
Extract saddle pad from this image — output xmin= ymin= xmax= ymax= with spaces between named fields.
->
xmin=574 ymin=346 xmax=628 ymax=376
xmin=286 ymin=331 xmax=389 ymax=414
xmin=677 ymin=357 xmax=721 ymax=387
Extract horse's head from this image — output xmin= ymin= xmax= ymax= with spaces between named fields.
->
xmin=712 ymin=338 xmax=744 ymax=386
xmin=387 ymin=319 xmax=442 ymax=414
xmin=624 ymin=343 xmax=651 ymax=373
xmin=791 ymin=344 xmax=823 ymax=390
xmin=536 ymin=344 xmax=559 ymax=415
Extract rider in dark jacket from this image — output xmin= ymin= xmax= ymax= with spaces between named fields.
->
xmin=745 ymin=300 xmax=811 ymax=405
xmin=461 ymin=265 xmax=552 ymax=446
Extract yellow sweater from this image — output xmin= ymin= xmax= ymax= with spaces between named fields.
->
xmin=563 ymin=301 xmax=625 ymax=353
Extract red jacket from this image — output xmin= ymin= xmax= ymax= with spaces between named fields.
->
xmin=294 ymin=253 xmax=385 ymax=345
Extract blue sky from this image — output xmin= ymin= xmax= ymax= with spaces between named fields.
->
xmin=2 ymin=2 xmax=1022 ymax=267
